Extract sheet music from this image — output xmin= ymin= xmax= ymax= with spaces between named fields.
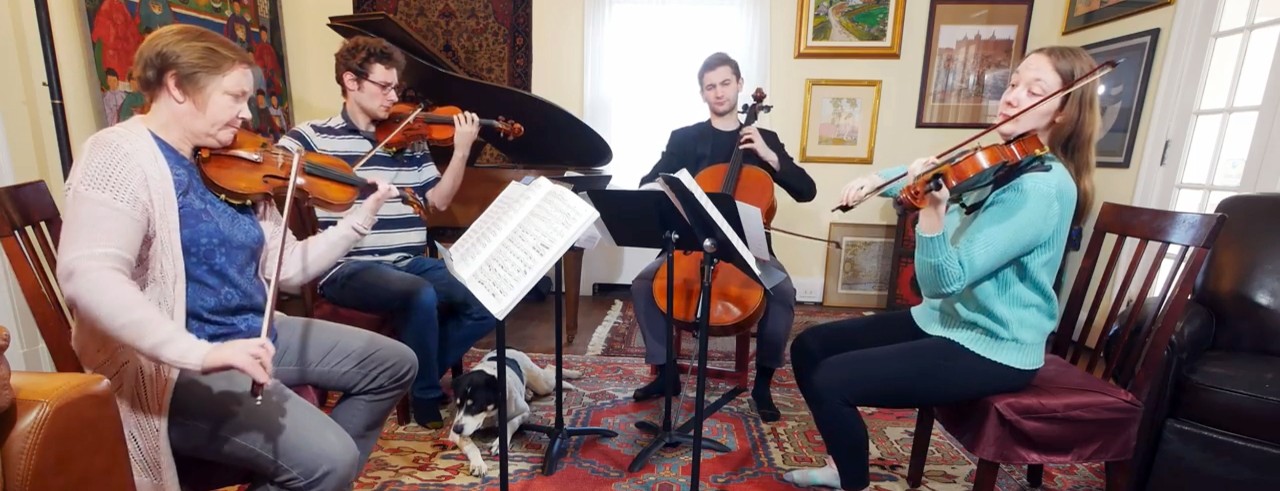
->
xmin=658 ymin=169 xmax=762 ymax=278
xmin=735 ymin=201 xmax=770 ymax=261
xmin=438 ymin=177 xmax=600 ymax=320
xmin=446 ymin=179 xmax=545 ymax=277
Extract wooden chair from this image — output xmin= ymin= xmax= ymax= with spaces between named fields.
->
xmin=905 ymin=201 xmax=1227 ymax=490
xmin=282 ymin=197 xmax=462 ymax=426
xmin=0 ymin=180 xmax=325 ymax=402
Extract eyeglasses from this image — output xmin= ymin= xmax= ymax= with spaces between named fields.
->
xmin=357 ymin=75 xmax=404 ymax=95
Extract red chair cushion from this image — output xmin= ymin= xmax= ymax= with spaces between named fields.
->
xmin=289 ymin=384 xmax=323 ymax=406
xmin=934 ymin=355 xmax=1143 ymax=464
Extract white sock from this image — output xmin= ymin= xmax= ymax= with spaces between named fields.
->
xmin=783 ymin=456 xmax=842 ymax=488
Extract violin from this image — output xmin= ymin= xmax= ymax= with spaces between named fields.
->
xmin=892 ymin=131 xmax=1049 ymax=214
xmin=375 ymin=102 xmax=524 ymax=152
xmin=651 ymin=88 xmax=774 ymax=338
xmin=833 ymin=59 xmax=1117 ymax=214
xmin=196 ymin=128 xmax=431 ymax=220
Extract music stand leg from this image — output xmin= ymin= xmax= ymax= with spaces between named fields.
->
xmin=496 ymin=318 xmax=509 ymax=491
xmin=628 ymin=234 xmax=734 ymax=477
xmin=521 ymin=259 xmax=617 ymax=476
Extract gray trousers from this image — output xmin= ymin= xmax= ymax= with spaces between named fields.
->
xmin=631 ymin=256 xmax=796 ymax=370
xmin=168 ymin=315 xmax=417 ymax=491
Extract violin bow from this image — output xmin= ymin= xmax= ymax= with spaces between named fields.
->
xmin=250 ymin=150 xmax=306 ymax=404
xmin=351 ymin=103 xmax=426 ymax=170
xmin=832 ymin=58 xmax=1118 ymax=213
xmin=768 ymin=226 xmax=839 ymax=249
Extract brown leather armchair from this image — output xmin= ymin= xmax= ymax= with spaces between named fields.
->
xmin=0 ymin=325 xmax=135 ymax=490
xmin=1137 ymin=193 xmax=1280 ymax=489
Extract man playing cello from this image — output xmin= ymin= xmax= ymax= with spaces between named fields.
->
xmin=630 ymin=52 xmax=816 ymax=422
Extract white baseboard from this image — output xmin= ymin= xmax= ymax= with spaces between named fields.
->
xmin=794 ymin=277 xmax=824 ymax=304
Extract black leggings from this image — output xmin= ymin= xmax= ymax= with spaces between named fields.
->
xmin=790 ymin=310 xmax=1038 ymax=490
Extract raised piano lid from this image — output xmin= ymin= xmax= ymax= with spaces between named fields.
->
xmin=327 ymin=12 xmax=612 ymax=169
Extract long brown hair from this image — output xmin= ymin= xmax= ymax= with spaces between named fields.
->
xmin=1030 ymin=46 xmax=1099 ymax=227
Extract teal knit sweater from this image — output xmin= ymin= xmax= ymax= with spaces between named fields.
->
xmin=876 ymin=154 xmax=1077 ymax=370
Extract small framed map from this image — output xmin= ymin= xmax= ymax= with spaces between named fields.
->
xmin=823 ymin=222 xmax=895 ymax=308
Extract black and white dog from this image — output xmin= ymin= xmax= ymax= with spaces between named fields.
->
xmin=447 ymin=348 xmax=580 ymax=476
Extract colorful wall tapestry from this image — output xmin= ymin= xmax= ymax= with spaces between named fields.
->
xmin=84 ymin=0 xmax=292 ymax=138
xmin=353 ymin=0 xmax=533 ymax=92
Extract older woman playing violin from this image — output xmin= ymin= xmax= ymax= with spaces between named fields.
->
xmin=57 ymin=24 xmax=415 ymax=491
xmin=784 ymin=46 xmax=1100 ymax=490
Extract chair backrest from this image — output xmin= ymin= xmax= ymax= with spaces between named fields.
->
xmin=1052 ymin=201 xmax=1225 ymax=403
xmin=0 ymin=180 xmax=82 ymax=372
xmin=276 ymin=194 xmax=322 ymax=317
xmin=1194 ymin=192 xmax=1280 ymax=355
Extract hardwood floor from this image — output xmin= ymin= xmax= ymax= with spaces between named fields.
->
xmin=471 ymin=291 xmax=628 ymax=356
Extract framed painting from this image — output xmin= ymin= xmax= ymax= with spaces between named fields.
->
xmin=915 ymin=0 xmax=1034 ymax=129
xmin=1063 ymin=0 xmax=1174 ymax=34
xmin=823 ymin=222 xmax=895 ymax=308
xmin=84 ymin=0 xmax=292 ymax=137
xmin=1084 ymin=28 xmax=1160 ymax=169
xmin=800 ymin=79 xmax=882 ymax=164
xmin=794 ymin=0 xmax=907 ymax=58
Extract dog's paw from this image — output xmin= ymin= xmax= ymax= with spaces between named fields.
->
xmin=468 ymin=459 xmax=489 ymax=477
xmin=488 ymin=438 xmax=507 ymax=456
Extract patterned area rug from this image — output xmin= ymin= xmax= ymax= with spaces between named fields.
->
xmin=586 ymin=300 xmax=869 ymax=363
xmin=349 ymin=351 xmax=1104 ymax=490
xmin=352 ymin=0 xmax=532 ymax=91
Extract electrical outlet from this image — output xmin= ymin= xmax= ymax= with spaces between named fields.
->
xmin=794 ymin=277 xmax=824 ymax=304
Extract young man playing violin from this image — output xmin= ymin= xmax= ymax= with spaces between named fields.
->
xmin=630 ymin=52 xmax=816 ymax=422
xmin=278 ymin=35 xmax=497 ymax=429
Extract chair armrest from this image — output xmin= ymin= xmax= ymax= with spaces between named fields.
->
xmin=0 ymin=372 xmax=135 ymax=491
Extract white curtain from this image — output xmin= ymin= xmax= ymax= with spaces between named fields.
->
xmin=580 ymin=0 xmax=771 ymax=288
xmin=584 ymin=0 xmax=771 ymax=190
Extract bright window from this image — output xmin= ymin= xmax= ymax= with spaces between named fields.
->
xmin=583 ymin=0 xmax=770 ymax=190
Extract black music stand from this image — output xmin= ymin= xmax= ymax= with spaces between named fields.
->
xmin=587 ymin=185 xmax=772 ymax=490
xmin=447 ymin=175 xmax=615 ymax=489
xmin=520 ymin=176 xmax=617 ymax=476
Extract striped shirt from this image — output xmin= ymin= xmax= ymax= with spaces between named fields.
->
xmin=278 ymin=108 xmax=439 ymax=278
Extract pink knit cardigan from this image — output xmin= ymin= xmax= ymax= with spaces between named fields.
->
xmin=56 ymin=117 xmax=378 ymax=491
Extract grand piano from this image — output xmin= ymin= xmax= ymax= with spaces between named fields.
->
xmin=326 ymin=12 xmax=612 ymax=343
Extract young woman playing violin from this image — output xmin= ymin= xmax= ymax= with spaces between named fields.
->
xmin=783 ymin=46 xmax=1100 ymax=490
xmin=57 ymin=25 xmax=415 ymax=491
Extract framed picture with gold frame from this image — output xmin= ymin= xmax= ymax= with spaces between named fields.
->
xmin=794 ymin=0 xmax=907 ymax=58
xmin=1063 ymin=0 xmax=1174 ymax=35
xmin=800 ymin=79 xmax=881 ymax=164
xmin=823 ymin=222 xmax=895 ymax=308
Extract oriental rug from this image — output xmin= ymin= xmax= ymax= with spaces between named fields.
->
xmin=342 ymin=351 xmax=1105 ymax=490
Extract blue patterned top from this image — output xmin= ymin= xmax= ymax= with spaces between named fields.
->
xmin=152 ymin=132 xmax=274 ymax=343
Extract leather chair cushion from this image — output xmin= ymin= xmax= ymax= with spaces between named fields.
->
xmin=935 ymin=355 xmax=1143 ymax=464
xmin=1174 ymin=351 xmax=1280 ymax=446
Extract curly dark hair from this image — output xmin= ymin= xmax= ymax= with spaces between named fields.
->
xmin=334 ymin=35 xmax=406 ymax=96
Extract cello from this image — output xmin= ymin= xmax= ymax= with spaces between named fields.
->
xmin=651 ymin=88 xmax=775 ymax=337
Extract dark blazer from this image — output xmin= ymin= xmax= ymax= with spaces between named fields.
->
xmin=638 ymin=121 xmax=817 ymax=203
